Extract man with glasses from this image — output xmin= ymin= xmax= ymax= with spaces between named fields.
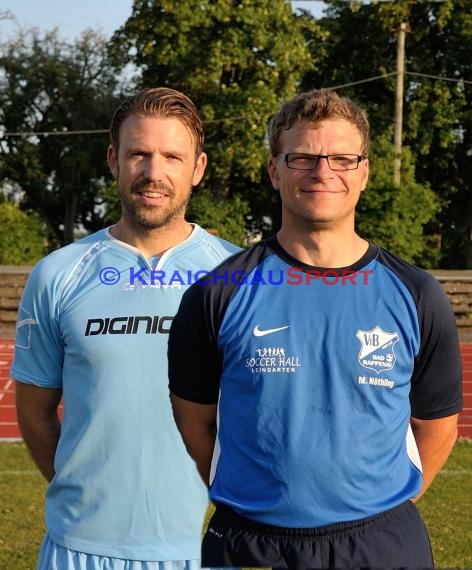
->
xmin=168 ymin=89 xmax=462 ymax=568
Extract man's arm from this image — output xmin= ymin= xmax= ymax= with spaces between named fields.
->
xmin=410 ymin=413 xmax=458 ymax=502
xmin=15 ymin=382 xmax=62 ymax=482
xmin=170 ymin=393 xmax=217 ymax=486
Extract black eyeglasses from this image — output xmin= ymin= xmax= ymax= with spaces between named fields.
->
xmin=278 ymin=153 xmax=365 ymax=171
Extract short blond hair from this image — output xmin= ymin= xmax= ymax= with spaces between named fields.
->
xmin=268 ymin=89 xmax=369 ymax=157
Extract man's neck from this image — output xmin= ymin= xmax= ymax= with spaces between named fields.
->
xmin=109 ymin=219 xmax=194 ymax=258
xmin=276 ymin=227 xmax=369 ymax=268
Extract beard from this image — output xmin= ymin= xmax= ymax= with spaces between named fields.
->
xmin=120 ymin=178 xmax=192 ymax=233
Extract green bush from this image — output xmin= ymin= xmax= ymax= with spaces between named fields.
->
xmin=357 ymin=135 xmax=440 ymax=268
xmin=188 ymin=188 xmax=250 ymax=246
xmin=0 ymin=202 xmax=46 ymax=265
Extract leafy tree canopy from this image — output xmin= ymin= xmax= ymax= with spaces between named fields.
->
xmin=357 ymin=132 xmax=440 ymax=268
xmin=303 ymin=0 xmax=471 ymax=266
xmin=0 ymin=201 xmax=46 ymax=264
xmin=187 ymin=188 xmax=250 ymax=246
xmin=0 ymin=28 xmax=121 ymax=246
xmin=111 ymin=0 xmax=324 ymax=233
xmin=1 ymin=1 xmax=470 ymax=267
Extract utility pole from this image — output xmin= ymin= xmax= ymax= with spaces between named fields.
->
xmin=394 ymin=22 xmax=407 ymax=187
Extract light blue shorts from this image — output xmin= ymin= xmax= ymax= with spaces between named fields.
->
xmin=37 ymin=534 xmax=231 ymax=570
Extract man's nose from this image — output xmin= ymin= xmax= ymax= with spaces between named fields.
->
xmin=144 ymin=154 xmax=164 ymax=179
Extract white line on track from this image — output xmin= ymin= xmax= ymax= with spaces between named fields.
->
xmin=0 ymin=379 xmax=13 ymax=403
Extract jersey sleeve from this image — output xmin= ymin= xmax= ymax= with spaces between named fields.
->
xmin=168 ymin=280 xmax=222 ymax=405
xmin=10 ymin=259 xmax=64 ymax=388
xmin=409 ymin=276 xmax=463 ymax=419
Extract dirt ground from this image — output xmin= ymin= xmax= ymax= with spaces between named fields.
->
xmin=459 ymin=327 xmax=472 ymax=343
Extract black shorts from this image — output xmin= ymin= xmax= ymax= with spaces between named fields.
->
xmin=202 ymin=501 xmax=433 ymax=569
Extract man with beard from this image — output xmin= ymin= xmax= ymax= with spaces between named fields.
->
xmin=12 ymin=88 xmax=239 ymax=570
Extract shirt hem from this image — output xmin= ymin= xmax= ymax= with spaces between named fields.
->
xmin=47 ymin=529 xmax=202 ymax=562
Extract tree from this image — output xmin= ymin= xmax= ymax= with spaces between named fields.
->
xmin=111 ymin=0 xmax=323 ymax=236
xmin=187 ymin=188 xmax=250 ymax=245
xmin=357 ymin=133 xmax=440 ymax=268
xmin=0 ymin=201 xmax=46 ymax=264
xmin=0 ymin=28 xmax=122 ymax=246
xmin=398 ymin=0 xmax=472 ymax=268
xmin=301 ymin=0 xmax=471 ymax=267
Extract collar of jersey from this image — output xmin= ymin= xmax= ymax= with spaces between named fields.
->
xmin=104 ymin=224 xmax=204 ymax=270
xmin=268 ymin=236 xmax=379 ymax=274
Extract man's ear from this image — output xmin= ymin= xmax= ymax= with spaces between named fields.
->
xmin=191 ymin=152 xmax=208 ymax=187
xmin=107 ymin=145 xmax=118 ymax=179
xmin=360 ymin=157 xmax=369 ymax=193
xmin=268 ymin=156 xmax=280 ymax=191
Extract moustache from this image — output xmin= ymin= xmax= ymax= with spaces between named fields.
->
xmin=131 ymin=179 xmax=174 ymax=195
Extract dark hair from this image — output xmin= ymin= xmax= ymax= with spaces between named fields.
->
xmin=109 ymin=87 xmax=204 ymax=157
xmin=268 ymin=89 xmax=369 ymax=157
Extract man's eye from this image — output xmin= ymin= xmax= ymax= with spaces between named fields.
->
xmin=291 ymin=156 xmax=312 ymax=163
xmin=331 ymin=155 xmax=353 ymax=163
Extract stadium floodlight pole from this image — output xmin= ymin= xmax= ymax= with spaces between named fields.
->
xmin=394 ymin=22 xmax=407 ymax=187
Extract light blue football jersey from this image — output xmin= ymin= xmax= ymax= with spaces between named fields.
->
xmin=11 ymin=225 xmax=240 ymax=560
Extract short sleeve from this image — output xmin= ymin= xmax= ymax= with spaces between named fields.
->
xmin=10 ymin=260 xmax=64 ymax=388
xmin=409 ymin=277 xmax=463 ymax=419
xmin=168 ymin=281 xmax=222 ymax=404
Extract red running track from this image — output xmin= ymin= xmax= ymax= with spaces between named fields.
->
xmin=459 ymin=343 xmax=472 ymax=438
xmin=1 ymin=339 xmax=472 ymax=440
xmin=0 ymin=339 xmax=21 ymax=439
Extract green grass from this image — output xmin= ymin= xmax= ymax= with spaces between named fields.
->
xmin=1 ymin=440 xmax=471 ymax=569
xmin=0 ymin=442 xmax=47 ymax=569
xmin=417 ymin=438 xmax=472 ymax=568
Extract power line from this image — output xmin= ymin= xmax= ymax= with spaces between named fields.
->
xmin=1 ymin=117 xmax=248 ymax=138
xmin=327 ymin=71 xmax=471 ymax=91
xmin=327 ymin=72 xmax=397 ymax=90
xmin=407 ymin=71 xmax=472 ymax=85
xmin=1 ymin=128 xmax=109 ymax=137
xmin=1 ymin=71 xmax=469 ymax=139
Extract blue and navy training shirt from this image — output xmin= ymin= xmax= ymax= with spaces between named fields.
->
xmin=168 ymin=238 xmax=462 ymax=528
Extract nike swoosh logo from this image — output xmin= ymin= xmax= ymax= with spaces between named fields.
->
xmin=253 ymin=324 xmax=290 ymax=337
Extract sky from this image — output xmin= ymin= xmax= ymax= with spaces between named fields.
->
xmin=1 ymin=0 xmax=324 ymax=41
xmin=1 ymin=0 xmax=135 ymax=40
